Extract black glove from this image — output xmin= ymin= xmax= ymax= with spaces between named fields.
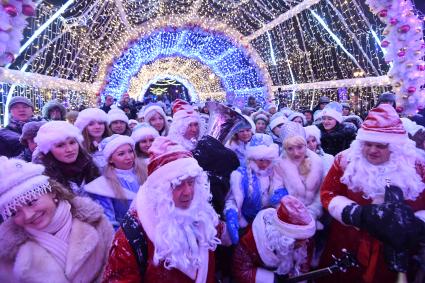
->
xmin=342 ymin=202 xmax=425 ymax=250
xmin=274 ymin=274 xmax=289 ymax=283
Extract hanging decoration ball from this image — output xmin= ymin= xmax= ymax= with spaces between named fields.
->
xmin=3 ymin=4 xmax=17 ymax=17
xmin=407 ymin=86 xmax=416 ymax=94
xmin=397 ymin=50 xmax=406 ymax=57
xmin=389 ymin=18 xmax=398 ymax=25
xmin=381 ymin=40 xmax=390 ymax=48
xmin=379 ymin=9 xmax=388 ymax=17
xmin=22 ymin=4 xmax=35 ymax=17
xmin=398 ymin=24 xmax=411 ymax=33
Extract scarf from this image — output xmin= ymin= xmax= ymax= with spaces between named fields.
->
xmin=25 ymin=201 xmax=73 ymax=270
xmin=56 ymin=151 xmax=96 ymax=186
xmin=7 ymin=117 xmax=40 ymax=134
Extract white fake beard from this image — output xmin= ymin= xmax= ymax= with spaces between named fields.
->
xmin=152 ymin=176 xmax=220 ymax=270
xmin=341 ymin=140 xmax=424 ymax=201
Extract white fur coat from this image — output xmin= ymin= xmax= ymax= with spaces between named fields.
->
xmin=272 ymin=149 xmax=324 ymax=219
xmin=0 ymin=197 xmax=114 ymax=283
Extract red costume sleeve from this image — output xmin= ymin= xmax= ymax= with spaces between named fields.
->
xmin=232 ymin=229 xmax=264 ymax=283
xmin=320 ymin=153 xmax=347 ymax=208
xmin=102 ymin=228 xmax=142 ymax=283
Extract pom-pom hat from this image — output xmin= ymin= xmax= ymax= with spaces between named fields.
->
xmin=273 ymin=195 xmax=316 ymax=239
xmin=357 ymin=104 xmax=408 ymax=144
xmin=246 ymin=133 xmax=279 ymax=160
xmin=0 ymin=157 xmax=52 ymax=220
xmin=131 ymin=123 xmax=159 ymax=143
xmin=34 ymin=121 xmax=83 ymax=154
xmin=146 ymin=137 xmax=203 ymax=188
xmin=74 ymin=108 xmax=108 ymax=131
xmin=100 ymin=134 xmax=135 ymax=161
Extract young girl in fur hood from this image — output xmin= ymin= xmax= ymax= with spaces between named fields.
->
xmin=272 ymin=122 xmax=324 ymax=226
xmin=0 ymin=157 xmax=113 ymax=283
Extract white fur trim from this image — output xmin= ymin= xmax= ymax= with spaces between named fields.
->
xmin=146 ymin=157 xmax=203 ymax=188
xmin=74 ymin=108 xmax=107 ymax=131
xmin=415 ymin=210 xmax=425 ymax=223
xmin=304 ymin=125 xmax=321 ymax=144
xmin=270 ymin=116 xmax=287 ymax=130
xmin=246 ymin=144 xmax=279 ymax=160
xmin=273 ymin=212 xmax=316 ymax=239
xmin=34 ymin=121 xmax=83 ymax=154
xmin=108 ymin=109 xmax=129 ymax=125
xmin=102 ymin=135 xmax=135 ymax=160
xmin=321 ymin=108 xmax=342 ymax=123
xmin=131 ymin=126 xmax=159 ymax=143
xmin=327 ymin=195 xmax=356 ymax=224
xmin=255 ymin=268 xmax=275 ymax=283
xmin=356 ymin=128 xmax=408 ymax=144
xmin=84 ymin=176 xmax=136 ymax=200
xmin=144 ymin=105 xmax=166 ymax=122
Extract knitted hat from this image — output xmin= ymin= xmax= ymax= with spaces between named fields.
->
xmin=20 ymin=121 xmax=46 ymax=145
xmin=273 ymin=195 xmax=315 ymax=239
xmin=143 ymin=103 xmax=167 ymax=123
xmin=146 ymin=137 xmax=203 ymax=188
xmin=131 ymin=123 xmax=159 ymax=143
xmin=269 ymin=115 xmax=287 ymax=130
xmin=288 ymin=112 xmax=306 ymax=125
xmin=318 ymin=96 xmax=330 ymax=104
xmin=172 ymin=99 xmax=199 ymax=122
xmin=34 ymin=121 xmax=83 ymax=154
xmin=304 ymin=125 xmax=321 ymax=144
xmin=280 ymin=121 xmax=306 ymax=143
xmin=246 ymin=133 xmax=279 ymax=160
xmin=8 ymin=96 xmax=33 ymax=110
xmin=42 ymin=100 xmax=66 ymax=120
xmin=321 ymin=102 xmax=343 ymax=123
xmin=74 ymin=107 xmax=108 ymax=131
xmin=100 ymin=134 xmax=135 ymax=161
xmin=0 ymin=157 xmax=52 ymax=219
xmin=108 ymin=106 xmax=129 ymax=125
xmin=357 ymin=104 xmax=408 ymax=144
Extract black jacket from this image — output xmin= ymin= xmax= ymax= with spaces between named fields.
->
xmin=0 ymin=125 xmax=24 ymax=158
xmin=318 ymin=122 xmax=357 ymax=156
xmin=192 ymin=135 xmax=240 ymax=216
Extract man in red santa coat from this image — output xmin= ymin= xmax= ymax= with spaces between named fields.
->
xmin=232 ymin=195 xmax=316 ymax=283
xmin=319 ymin=104 xmax=425 ymax=283
xmin=102 ymin=137 xmax=229 ymax=283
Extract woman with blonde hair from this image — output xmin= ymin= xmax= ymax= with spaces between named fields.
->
xmin=84 ymin=134 xmax=145 ymax=229
xmin=272 ymin=122 xmax=324 ymax=225
xmin=226 ymin=115 xmax=255 ymax=166
xmin=142 ymin=104 xmax=169 ymax=136
xmin=0 ymin=157 xmax=113 ymax=282
xmin=74 ymin=107 xmax=111 ymax=172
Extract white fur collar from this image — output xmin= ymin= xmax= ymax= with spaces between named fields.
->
xmin=84 ymin=176 xmax=136 ymax=200
xmin=276 ymin=149 xmax=323 ymax=204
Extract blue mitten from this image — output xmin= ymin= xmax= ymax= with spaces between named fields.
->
xmin=269 ymin=188 xmax=288 ymax=206
xmin=225 ymin=209 xmax=240 ymax=244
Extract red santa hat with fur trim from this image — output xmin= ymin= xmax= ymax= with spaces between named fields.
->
xmin=172 ymin=99 xmax=200 ymax=123
xmin=356 ymin=104 xmax=408 ymax=144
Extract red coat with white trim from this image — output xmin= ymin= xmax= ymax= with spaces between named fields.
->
xmin=232 ymin=225 xmax=312 ymax=283
xmin=102 ymin=210 xmax=218 ymax=283
xmin=319 ymin=150 xmax=425 ymax=283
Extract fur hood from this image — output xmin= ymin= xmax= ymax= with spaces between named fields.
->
xmin=42 ymin=100 xmax=67 ymax=120
xmin=0 ymin=196 xmax=106 ymax=261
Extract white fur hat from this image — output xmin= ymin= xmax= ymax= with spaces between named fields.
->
xmin=34 ymin=121 xmax=83 ymax=154
xmin=304 ymin=125 xmax=321 ymax=144
xmin=321 ymin=102 xmax=343 ymax=123
xmin=131 ymin=123 xmax=159 ymax=143
xmin=143 ymin=104 xmax=167 ymax=123
xmin=74 ymin=108 xmax=108 ymax=131
xmin=100 ymin=134 xmax=135 ymax=161
xmin=288 ymin=112 xmax=307 ymax=125
xmin=108 ymin=106 xmax=129 ymax=125
xmin=246 ymin=133 xmax=279 ymax=160
xmin=0 ymin=157 xmax=52 ymax=219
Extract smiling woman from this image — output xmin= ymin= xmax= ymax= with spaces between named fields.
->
xmin=0 ymin=157 xmax=113 ymax=283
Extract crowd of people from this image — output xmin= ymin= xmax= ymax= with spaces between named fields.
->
xmin=0 ymin=91 xmax=425 ymax=283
